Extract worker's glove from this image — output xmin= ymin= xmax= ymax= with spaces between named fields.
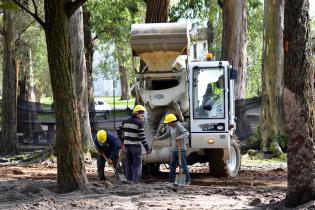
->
xmin=108 ymin=159 xmax=113 ymax=165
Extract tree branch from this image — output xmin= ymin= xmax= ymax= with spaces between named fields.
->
xmin=66 ymin=0 xmax=88 ymax=18
xmin=31 ymin=0 xmax=38 ymax=16
xmin=12 ymin=0 xmax=46 ymax=29
xmin=16 ymin=19 xmax=36 ymax=43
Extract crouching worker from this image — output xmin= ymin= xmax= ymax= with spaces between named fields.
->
xmin=94 ymin=130 xmax=121 ymax=181
xmin=153 ymin=114 xmax=191 ymax=184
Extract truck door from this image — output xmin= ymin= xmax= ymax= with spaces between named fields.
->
xmin=189 ymin=62 xmax=229 ymax=135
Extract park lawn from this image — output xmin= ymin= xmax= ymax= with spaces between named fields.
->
xmin=98 ymin=96 xmax=135 ymax=109
xmin=41 ymin=96 xmax=135 ymax=109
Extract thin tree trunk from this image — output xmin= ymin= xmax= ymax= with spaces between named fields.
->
xmin=283 ymin=0 xmax=315 ymax=207
xmin=222 ymin=0 xmax=247 ymax=99
xmin=83 ymin=8 xmax=95 ymax=116
xmin=117 ymin=43 xmax=130 ymax=100
xmin=70 ymin=6 xmax=93 ymax=157
xmin=1 ymin=1 xmax=17 ymax=154
xmin=44 ymin=0 xmax=87 ymax=193
xmin=261 ymin=0 xmax=285 ymax=155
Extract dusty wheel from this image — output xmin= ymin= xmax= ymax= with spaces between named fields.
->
xmin=209 ymin=139 xmax=240 ymax=177
xmin=226 ymin=139 xmax=241 ymax=177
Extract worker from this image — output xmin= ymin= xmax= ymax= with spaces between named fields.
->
xmin=93 ymin=129 xmax=121 ymax=181
xmin=153 ymin=113 xmax=191 ymax=185
xmin=117 ymin=105 xmax=151 ymax=184
xmin=202 ymin=75 xmax=224 ymax=116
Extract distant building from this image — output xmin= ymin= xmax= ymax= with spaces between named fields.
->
xmin=92 ymin=48 xmax=122 ymax=97
xmin=93 ymin=77 xmax=121 ymax=97
xmin=189 ymin=27 xmax=209 ymax=61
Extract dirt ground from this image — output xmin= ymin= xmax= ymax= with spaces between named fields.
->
xmin=0 ymin=159 xmax=314 ymax=210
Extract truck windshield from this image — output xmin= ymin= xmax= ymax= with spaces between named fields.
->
xmin=192 ymin=67 xmax=225 ymax=119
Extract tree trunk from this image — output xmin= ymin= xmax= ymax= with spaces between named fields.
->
xmin=145 ymin=0 xmax=169 ymax=23
xmin=44 ymin=0 xmax=87 ymax=193
xmin=117 ymin=43 xmax=130 ymax=100
xmin=222 ymin=0 xmax=247 ymax=99
xmin=260 ymin=0 xmax=285 ymax=156
xmin=206 ymin=21 xmax=214 ymax=53
xmin=69 ymin=6 xmax=93 ymax=158
xmin=83 ymin=8 xmax=95 ymax=115
xmin=1 ymin=2 xmax=17 ymax=154
xmin=283 ymin=0 xmax=315 ymax=207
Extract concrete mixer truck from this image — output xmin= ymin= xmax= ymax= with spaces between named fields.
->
xmin=130 ymin=22 xmax=240 ymax=177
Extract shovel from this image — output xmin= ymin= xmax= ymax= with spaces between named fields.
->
xmin=102 ymin=153 xmax=127 ymax=182
xmin=175 ymin=140 xmax=186 ymax=186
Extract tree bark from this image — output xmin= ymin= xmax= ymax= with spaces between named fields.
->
xmin=261 ymin=0 xmax=285 ymax=155
xmin=83 ymin=8 xmax=95 ymax=115
xmin=44 ymin=0 xmax=87 ymax=193
xmin=69 ymin=6 xmax=93 ymax=156
xmin=1 ymin=2 xmax=17 ymax=154
xmin=284 ymin=0 xmax=315 ymax=207
xmin=145 ymin=0 xmax=169 ymax=23
xmin=222 ymin=0 xmax=247 ymax=99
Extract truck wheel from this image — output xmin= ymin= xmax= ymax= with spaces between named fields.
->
xmin=208 ymin=139 xmax=241 ymax=177
xmin=227 ymin=139 xmax=241 ymax=177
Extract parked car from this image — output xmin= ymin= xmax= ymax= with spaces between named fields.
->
xmin=94 ymin=99 xmax=111 ymax=119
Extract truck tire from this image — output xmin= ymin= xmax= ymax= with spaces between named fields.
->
xmin=209 ymin=139 xmax=241 ymax=177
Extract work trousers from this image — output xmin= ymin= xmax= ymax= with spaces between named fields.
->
xmin=97 ymin=152 xmax=118 ymax=180
xmin=124 ymin=144 xmax=142 ymax=184
xmin=169 ymin=150 xmax=191 ymax=183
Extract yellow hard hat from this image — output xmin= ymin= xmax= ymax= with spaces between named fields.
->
xmin=97 ymin=130 xmax=107 ymax=144
xmin=133 ymin=105 xmax=146 ymax=113
xmin=164 ymin=114 xmax=177 ymax=124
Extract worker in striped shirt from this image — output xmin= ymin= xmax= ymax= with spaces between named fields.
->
xmin=117 ymin=105 xmax=151 ymax=184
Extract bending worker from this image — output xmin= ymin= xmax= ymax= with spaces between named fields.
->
xmin=153 ymin=114 xmax=191 ymax=184
xmin=94 ymin=129 xmax=121 ymax=181
xmin=117 ymin=105 xmax=151 ymax=184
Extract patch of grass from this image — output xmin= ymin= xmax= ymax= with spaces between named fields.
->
xmin=241 ymin=150 xmax=287 ymax=165
xmin=97 ymin=96 xmax=135 ymax=109
xmin=41 ymin=96 xmax=135 ymax=109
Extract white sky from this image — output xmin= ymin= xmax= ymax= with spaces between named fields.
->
xmin=311 ymin=1 xmax=315 ymax=19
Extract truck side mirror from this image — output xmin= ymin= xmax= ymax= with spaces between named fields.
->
xmin=229 ymin=68 xmax=237 ymax=80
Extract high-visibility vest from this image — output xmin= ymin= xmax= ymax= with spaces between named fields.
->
xmin=211 ymin=82 xmax=222 ymax=95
